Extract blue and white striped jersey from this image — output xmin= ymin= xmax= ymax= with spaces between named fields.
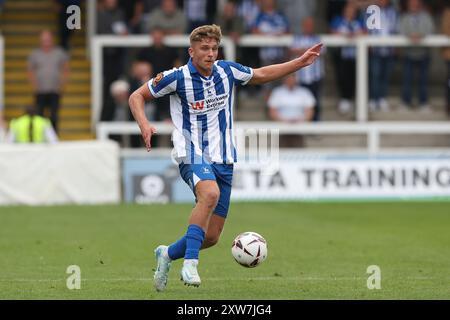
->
xmin=147 ymin=58 xmax=253 ymax=164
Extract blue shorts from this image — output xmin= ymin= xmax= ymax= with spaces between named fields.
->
xmin=178 ymin=162 xmax=234 ymax=218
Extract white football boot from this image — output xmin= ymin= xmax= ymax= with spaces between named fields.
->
xmin=153 ymin=245 xmax=171 ymax=292
xmin=180 ymin=259 xmax=201 ymax=287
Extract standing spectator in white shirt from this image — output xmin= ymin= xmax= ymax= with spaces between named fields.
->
xmin=267 ymin=74 xmax=315 ymax=147
xmin=291 ymin=17 xmax=324 ymax=121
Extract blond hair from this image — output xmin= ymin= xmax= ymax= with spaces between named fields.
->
xmin=189 ymin=24 xmax=222 ymax=45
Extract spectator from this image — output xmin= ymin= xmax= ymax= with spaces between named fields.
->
xmin=54 ymin=0 xmax=81 ymax=51
xmin=109 ymin=80 xmax=132 ymax=146
xmin=326 ymin=0 xmax=347 ymax=101
xmin=368 ymin=0 xmax=399 ymax=112
xmin=142 ymin=0 xmax=161 ymax=13
xmin=27 ymin=30 xmax=69 ymax=133
xmin=110 ymin=79 xmax=133 ymax=122
xmin=136 ymin=27 xmax=181 ymax=122
xmin=128 ymin=61 xmax=156 ymax=147
xmin=129 ymin=61 xmax=153 ymax=98
xmin=252 ymin=0 xmax=289 ymax=66
xmin=118 ymin=0 xmax=144 ymax=34
xmin=326 ymin=0 xmax=347 ymax=26
xmin=290 ymin=17 xmax=324 ymax=121
xmin=237 ymin=0 xmax=261 ymax=33
xmin=398 ymin=0 xmax=435 ymax=111
xmin=236 ymin=0 xmax=262 ymax=71
xmin=352 ymin=0 xmax=383 ymax=13
xmin=128 ymin=61 xmax=155 ymax=122
xmin=443 ymin=4 xmax=450 ymax=116
xmin=144 ymin=0 xmax=186 ymax=34
xmin=6 ymin=105 xmax=58 ymax=144
xmin=278 ymin=0 xmax=316 ymax=35
xmin=97 ymin=0 xmax=128 ymax=121
xmin=136 ymin=28 xmax=181 ymax=75
xmin=97 ymin=0 xmax=128 ymax=35
xmin=267 ymin=74 xmax=315 ymax=148
xmin=216 ymin=0 xmax=245 ymax=43
xmin=330 ymin=2 xmax=366 ymax=115
xmin=252 ymin=0 xmax=289 ymax=99
xmin=140 ymin=0 xmax=162 ymax=32
xmin=182 ymin=0 xmax=217 ymax=33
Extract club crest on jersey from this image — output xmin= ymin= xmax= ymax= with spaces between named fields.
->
xmin=202 ymin=166 xmax=210 ymax=174
xmin=153 ymin=73 xmax=164 ymax=86
xmin=190 ymin=101 xmax=205 ymax=110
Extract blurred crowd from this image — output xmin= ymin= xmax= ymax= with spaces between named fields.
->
xmin=96 ymin=0 xmax=450 ymax=137
xmin=1 ymin=0 xmax=449 ymax=147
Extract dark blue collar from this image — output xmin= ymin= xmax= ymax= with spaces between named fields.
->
xmin=188 ymin=58 xmax=217 ymax=78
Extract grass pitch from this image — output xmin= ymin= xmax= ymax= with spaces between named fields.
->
xmin=0 ymin=202 xmax=449 ymax=299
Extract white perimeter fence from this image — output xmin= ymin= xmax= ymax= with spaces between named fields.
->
xmin=91 ymin=34 xmax=450 ymax=154
xmin=91 ymin=34 xmax=450 ymax=125
xmin=96 ymin=121 xmax=450 ymax=156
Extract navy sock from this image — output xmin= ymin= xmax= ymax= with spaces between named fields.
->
xmin=167 ymin=235 xmax=187 ymax=260
xmin=184 ymin=224 xmax=205 ymax=260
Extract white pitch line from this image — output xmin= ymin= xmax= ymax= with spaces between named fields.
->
xmin=0 ymin=276 xmax=440 ymax=282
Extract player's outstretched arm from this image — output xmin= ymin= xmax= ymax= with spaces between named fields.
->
xmin=249 ymin=43 xmax=323 ymax=85
xmin=129 ymin=83 xmax=156 ymax=152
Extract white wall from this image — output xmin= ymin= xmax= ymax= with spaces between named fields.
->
xmin=0 ymin=141 xmax=121 ymax=205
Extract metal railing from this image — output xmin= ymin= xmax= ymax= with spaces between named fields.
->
xmin=91 ymin=34 xmax=450 ymax=128
xmin=96 ymin=121 xmax=450 ymax=155
xmin=238 ymin=34 xmax=450 ymax=122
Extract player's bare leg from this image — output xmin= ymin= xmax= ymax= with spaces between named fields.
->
xmin=181 ymin=180 xmax=220 ymax=287
xmin=154 ymin=180 xmax=219 ymax=291
xmin=189 ymin=180 xmax=220 ymax=229
xmin=202 ymin=214 xmax=225 ymax=249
